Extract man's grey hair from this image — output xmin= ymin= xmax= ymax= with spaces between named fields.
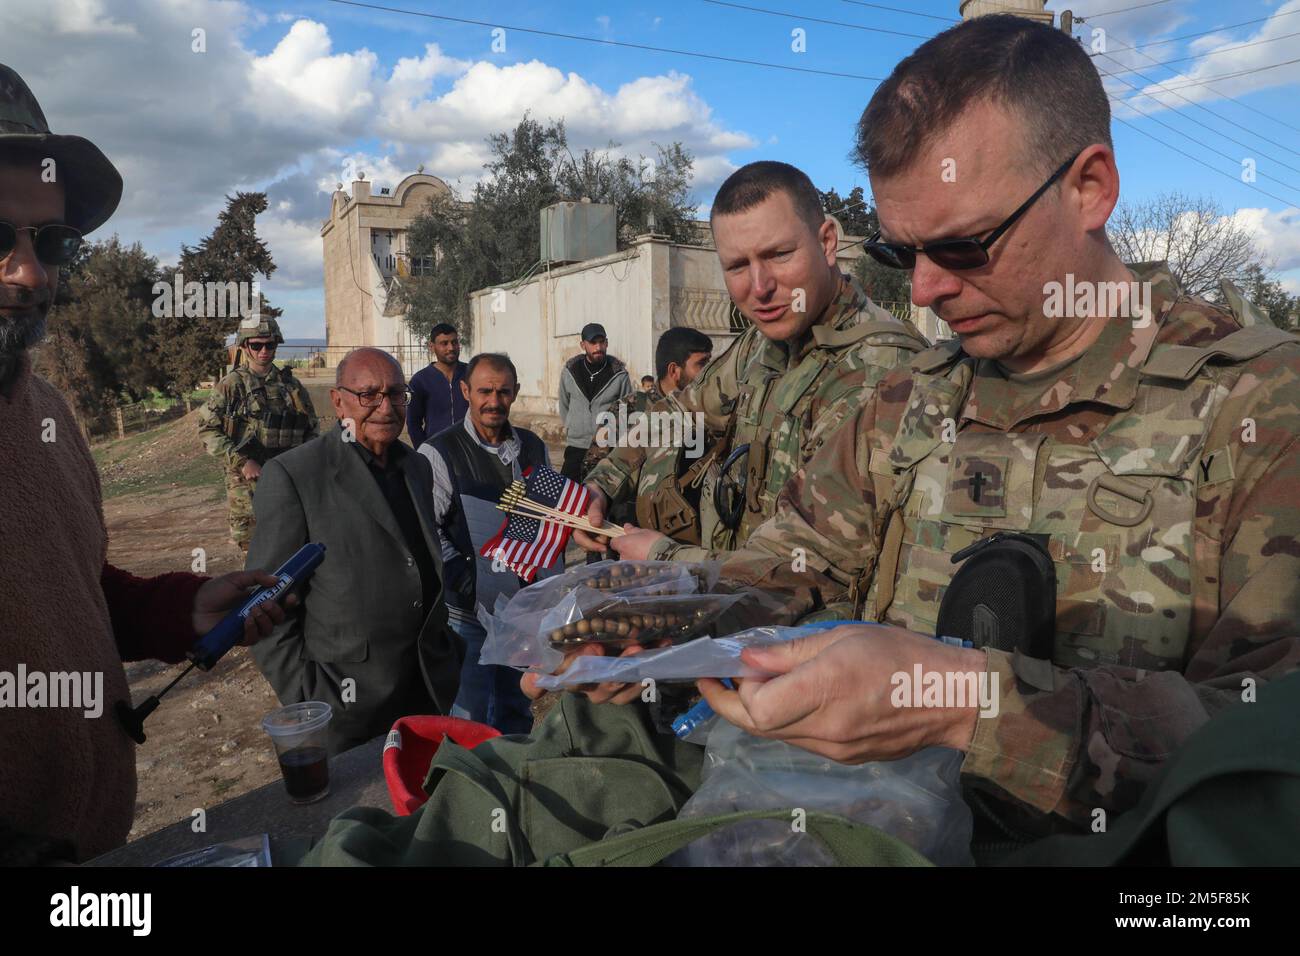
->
xmin=336 ymin=347 xmax=403 ymax=385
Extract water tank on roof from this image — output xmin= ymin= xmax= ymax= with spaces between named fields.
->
xmin=540 ymin=200 xmax=616 ymax=264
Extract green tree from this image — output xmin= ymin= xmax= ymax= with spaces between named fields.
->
xmin=819 ymin=187 xmax=911 ymax=308
xmin=1238 ymin=263 xmax=1299 ymax=330
xmin=35 ymin=236 xmax=168 ymax=426
xmin=152 ymin=192 xmax=280 ymax=394
xmin=394 ymin=116 xmax=697 ymax=340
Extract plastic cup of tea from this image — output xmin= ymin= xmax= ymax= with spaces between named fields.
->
xmin=262 ymin=701 xmax=333 ymax=804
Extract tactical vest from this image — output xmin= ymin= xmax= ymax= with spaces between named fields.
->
xmin=428 ymin=423 xmax=558 ymax=620
xmin=234 ymin=367 xmax=316 ymax=458
xmin=699 ymin=317 xmax=927 ymax=552
xmin=864 ymin=324 xmax=1296 ymax=673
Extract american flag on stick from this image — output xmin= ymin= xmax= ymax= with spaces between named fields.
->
xmin=480 ymin=464 xmax=591 ymax=582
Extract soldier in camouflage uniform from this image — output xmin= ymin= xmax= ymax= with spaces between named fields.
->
xmin=687 ymin=16 xmax=1300 ymax=836
xmin=197 ymin=317 xmax=319 ymax=551
xmin=581 ymin=327 xmax=714 ymax=535
xmin=578 ymin=160 xmax=929 ymax=564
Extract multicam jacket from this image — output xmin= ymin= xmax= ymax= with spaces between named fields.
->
xmin=718 ymin=263 xmax=1300 ymax=828
xmin=197 ymin=364 xmax=319 ymax=472
xmin=587 ymin=274 xmax=929 ymax=555
xmin=582 ymin=383 xmax=665 ymax=477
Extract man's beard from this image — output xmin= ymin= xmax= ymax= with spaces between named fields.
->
xmin=0 ymin=307 xmax=48 ymax=361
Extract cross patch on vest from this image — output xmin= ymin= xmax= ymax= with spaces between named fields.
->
xmin=946 ymin=454 xmax=1008 ymax=518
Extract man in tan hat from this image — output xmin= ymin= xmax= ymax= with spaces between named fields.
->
xmin=0 ymin=63 xmax=293 ymax=864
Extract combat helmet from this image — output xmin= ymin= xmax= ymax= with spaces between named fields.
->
xmin=236 ymin=316 xmax=285 ymax=346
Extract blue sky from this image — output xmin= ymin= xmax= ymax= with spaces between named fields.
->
xmin=5 ymin=0 xmax=1298 ymax=336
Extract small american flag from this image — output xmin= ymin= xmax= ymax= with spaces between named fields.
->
xmin=480 ymin=464 xmax=590 ymax=582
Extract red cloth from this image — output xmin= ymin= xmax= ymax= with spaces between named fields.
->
xmin=101 ymin=564 xmax=207 ymax=664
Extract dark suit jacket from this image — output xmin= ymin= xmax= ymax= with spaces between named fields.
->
xmin=247 ymin=427 xmax=464 ymax=754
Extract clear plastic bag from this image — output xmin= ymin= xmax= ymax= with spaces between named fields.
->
xmin=532 ymin=624 xmax=803 ymax=690
xmin=670 ymin=720 xmax=975 ymax=867
xmin=479 ymin=560 xmax=749 ymax=670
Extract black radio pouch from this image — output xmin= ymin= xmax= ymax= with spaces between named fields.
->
xmin=935 ymin=532 xmax=1056 ymax=660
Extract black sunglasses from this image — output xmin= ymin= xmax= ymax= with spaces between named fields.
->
xmin=245 ymin=341 xmax=277 ymax=353
xmin=0 ymin=221 xmax=83 ymax=266
xmin=863 ymin=152 xmax=1080 ymax=272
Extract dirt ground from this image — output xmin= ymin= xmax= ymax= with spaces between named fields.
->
xmin=99 ymin=410 xmax=286 ymax=840
xmin=103 ymin=396 xmax=573 ymax=840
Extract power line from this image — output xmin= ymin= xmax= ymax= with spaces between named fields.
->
xmin=1100 ymin=55 xmax=1300 ymax=92
xmin=839 ymin=1 xmax=958 ymax=23
xmin=1101 ymin=29 xmax=1300 ymax=74
xmin=1097 ymin=52 xmax=1300 ymax=171
xmin=1112 ymin=112 xmax=1298 ymax=206
xmin=1109 ymin=9 xmax=1300 ymax=52
xmin=1085 ymin=0 xmax=1178 ymax=18
xmin=325 ymin=0 xmax=885 ymax=81
xmin=1098 ymin=19 xmax=1300 ymax=137
xmin=1106 ymin=89 xmax=1300 ymax=195
xmin=702 ymin=0 xmax=932 ymax=41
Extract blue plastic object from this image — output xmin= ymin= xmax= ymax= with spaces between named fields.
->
xmin=188 ymin=542 xmax=326 ymax=670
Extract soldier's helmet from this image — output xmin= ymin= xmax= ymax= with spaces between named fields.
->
xmin=236 ymin=316 xmax=285 ymax=346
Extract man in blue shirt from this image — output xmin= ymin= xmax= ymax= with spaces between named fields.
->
xmin=407 ymin=323 xmax=468 ymax=446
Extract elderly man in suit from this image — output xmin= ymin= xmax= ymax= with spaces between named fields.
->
xmin=248 ymin=347 xmax=463 ymax=753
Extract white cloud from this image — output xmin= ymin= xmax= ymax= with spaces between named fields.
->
xmin=1233 ymin=205 xmax=1300 ymax=272
xmin=247 ymin=20 xmax=379 ymax=127
xmin=2 ymin=0 xmax=756 ymax=336
xmin=54 ymin=0 xmax=139 ymax=36
xmin=1109 ymin=0 xmax=1300 ymax=111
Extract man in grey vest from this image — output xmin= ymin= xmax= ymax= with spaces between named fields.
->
xmin=418 ymin=353 xmax=560 ymax=734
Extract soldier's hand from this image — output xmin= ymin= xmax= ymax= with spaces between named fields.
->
xmin=192 ymin=570 xmax=301 ymax=646
xmin=240 ymin=460 xmax=262 ymax=481
xmin=611 ymin=524 xmax=667 ymax=561
xmin=573 ymin=483 xmax=612 ymax=553
xmin=520 ymin=639 xmax=670 ymax=705
xmin=697 ymin=624 xmax=987 ymax=764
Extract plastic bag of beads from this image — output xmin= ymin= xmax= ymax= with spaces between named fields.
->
xmin=476 ymin=561 xmax=751 ymax=671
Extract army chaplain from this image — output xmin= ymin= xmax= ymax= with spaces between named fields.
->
xmin=688 ymin=16 xmax=1300 ymax=837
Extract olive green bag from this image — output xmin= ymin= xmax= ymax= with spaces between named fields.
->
xmin=296 ymin=693 xmax=929 ymax=867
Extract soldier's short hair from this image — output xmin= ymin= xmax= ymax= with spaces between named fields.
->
xmin=430 ymin=323 xmax=458 ymax=342
xmin=710 ymin=161 xmax=826 ymax=234
xmin=854 ymin=15 xmax=1112 ymax=180
xmin=465 ymin=352 xmax=517 ymax=385
xmin=655 ymin=327 xmax=713 ymax=381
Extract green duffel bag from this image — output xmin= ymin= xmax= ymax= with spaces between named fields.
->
xmin=1004 ymin=670 xmax=1300 ymax=866
xmin=295 ymin=692 xmax=931 ymax=867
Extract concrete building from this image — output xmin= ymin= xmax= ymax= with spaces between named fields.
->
xmin=960 ymin=0 xmax=1052 ymax=21
xmin=320 ymin=171 xmax=457 ymax=371
xmin=471 ymin=218 xmax=943 ymax=420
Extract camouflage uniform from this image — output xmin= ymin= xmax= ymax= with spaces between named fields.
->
xmin=582 ymin=383 xmax=664 ymax=477
xmin=718 ymin=262 xmax=1300 ymax=827
xmin=587 ymin=274 xmax=929 ymax=553
xmin=198 ymin=360 xmax=318 ymax=551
